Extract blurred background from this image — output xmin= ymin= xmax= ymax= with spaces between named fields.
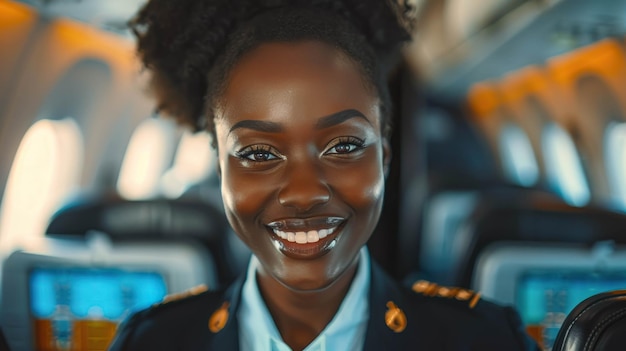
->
xmin=3 ymin=0 xmax=626 ymax=350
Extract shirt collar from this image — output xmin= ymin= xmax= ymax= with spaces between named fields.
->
xmin=238 ymin=247 xmax=371 ymax=351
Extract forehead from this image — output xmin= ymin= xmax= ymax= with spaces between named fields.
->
xmin=216 ymin=41 xmax=380 ymax=129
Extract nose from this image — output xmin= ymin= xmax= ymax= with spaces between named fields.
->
xmin=277 ymin=160 xmax=331 ymax=211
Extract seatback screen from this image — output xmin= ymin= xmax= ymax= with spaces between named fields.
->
xmin=517 ymin=271 xmax=626 ymax=350
xmin=29 ymin=267 xmax=167 ymax=351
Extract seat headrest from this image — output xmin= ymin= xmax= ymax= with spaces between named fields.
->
xmin=553 ymin=290 xmax=626 ymax=351
xmin=46 ymin=198 xmax=228 ymax=241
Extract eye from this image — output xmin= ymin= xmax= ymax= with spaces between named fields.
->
xmin=247 ymin=152 xmax=277 ymax=162
xmin=236 ymin=145 xmax=281 ymax=162
xmin=324 ymin=136 xmax=365 ymax=155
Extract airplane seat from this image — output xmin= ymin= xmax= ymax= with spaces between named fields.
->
xmin=472 ymin=241 xmax=626 ymax=350
xmin=417 ymin=174 xmax=560 ymax=285
xmin=1 ymin=235 xmax=217 ymax=351
xmin=453 ymin=200 xmax=626 ymax=288
xmin=46 ymin=197 xmax=250 ymax=286
xmin=552 ymin=290 xmax=626 ymax=351
xmin=416 ymin=175 xmax=486 ymax=285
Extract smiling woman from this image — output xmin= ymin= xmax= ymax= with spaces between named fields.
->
xmin=216 ymin=41 xmax=387 ymax=297
xmin=108 ymin=1 xmax=540 ymax=350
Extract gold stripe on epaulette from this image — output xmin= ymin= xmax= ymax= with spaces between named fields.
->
xmin=160 ymin=284 xmax=208 ymax=305
xmin=455 ymin=289 xmax=472 ymax=301
xmin=411 ymin=280 xmax=431 ymax=293
xmin=411 ymin=280 xmax=481 ymax=309
xmin=469 ymin=292 xmax=481 ymax=308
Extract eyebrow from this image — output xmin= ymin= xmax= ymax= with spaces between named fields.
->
xmin=228 ymin=109 xmax=370 ymax=135
xmin=316 ymin=109 xmax=370 ymax=129
xmin=229 ymin=120 xmax=283 ymax=134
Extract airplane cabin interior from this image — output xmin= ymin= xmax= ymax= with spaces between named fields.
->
xmin=2 ymin=0 xmax=626 ymax=350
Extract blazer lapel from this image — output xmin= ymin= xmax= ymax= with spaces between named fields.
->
xmin=363 ymin=262 xmax=417 ymax=351
xmin=205 ymin=277 xmax=245 ymax=350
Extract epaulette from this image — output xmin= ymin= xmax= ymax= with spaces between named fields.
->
xmin=154 ymin=284 xmax=209 ymax=307
xmin=411 ymin=280 xmax=481 ymax=309
xmin=160 ymin=285 xmax=230 ymax=333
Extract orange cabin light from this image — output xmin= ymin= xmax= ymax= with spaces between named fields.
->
xmin=467 ymin=82 xmax=501 ymax=121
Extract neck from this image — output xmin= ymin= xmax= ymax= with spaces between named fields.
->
xmin=256 ymin=257 xmax=359 ymax=351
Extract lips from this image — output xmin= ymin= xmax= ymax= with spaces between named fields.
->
xmin=266 ymin=216 xmax=345 ymax=259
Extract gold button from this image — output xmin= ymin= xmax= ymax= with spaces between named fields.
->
xmin=209 ymin=302 xmax=229 ymax=333
xmin=385 ymin=301 xmax=407 ymax=333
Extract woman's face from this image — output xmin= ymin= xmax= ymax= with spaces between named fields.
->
xmin=215 ymin=41 xmax=389 ymax=291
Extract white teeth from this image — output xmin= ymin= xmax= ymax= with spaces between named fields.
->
xmin=318 ymin=229 xmax=328 ymax=239
xmin=307 ymin=230 xmax=319 ymax=243
xmin=295 ymin=232 xmax=307 ymax=243
xmin=273 ymin=227 xmax=338 ymax=244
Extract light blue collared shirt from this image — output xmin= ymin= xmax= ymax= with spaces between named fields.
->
xmin=238 ymin=247 xmax=371 ymax=351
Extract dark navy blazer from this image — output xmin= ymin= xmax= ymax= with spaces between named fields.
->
xmin=108 ymin=261 xmax=540 ymax=350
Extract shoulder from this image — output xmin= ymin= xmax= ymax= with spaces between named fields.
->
xmin=408 ymin=279 xmax=486 ymax=315
xmin=400 ymin=280 xmax=540 ymax=350
xmin=108 ymin=285 xmax=226 ymax=351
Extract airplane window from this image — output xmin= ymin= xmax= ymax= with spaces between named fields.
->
xmin=542 ymin=123 xmax=591 ymax=206
xmin=160 ymin=131 xmax=216 ymax=198
xmin=116 ymin=118 xmax=177 ymax=200
xmin=0 ymin=118 xmax=83 ymax=252
xmin=605 ymin=122 xmax=626 ymax=210
xmin=499 ymin=123 xmax=539 ymax=187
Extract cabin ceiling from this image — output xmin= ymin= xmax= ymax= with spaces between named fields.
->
xmin=415 ymin=0 xmax=626 ymax=99
xmin=15 ymin=0 xmax=530 ymax=42
xmin=14 ymin=0 xmax=626 ymax=99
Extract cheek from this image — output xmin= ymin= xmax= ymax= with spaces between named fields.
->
xmin=329 ymin=154 xmax=385 ymax=212
xmin=221 ymin=168 xmax=270 ymax=218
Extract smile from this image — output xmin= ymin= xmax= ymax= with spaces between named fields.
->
xmin=266 ymin=217 xmax=345 ymax=258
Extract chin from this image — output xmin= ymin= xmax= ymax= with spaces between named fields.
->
xmin=276 ymin=275 xmax=338 ymax=293
xmin=273 ymin=254 xmax=358 ymax=293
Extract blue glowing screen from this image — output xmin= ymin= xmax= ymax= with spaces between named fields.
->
xmin=517 ymin=271 xmax=626 ymax=325
xmin=29 ymin=267 xmax=167 ymax=321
